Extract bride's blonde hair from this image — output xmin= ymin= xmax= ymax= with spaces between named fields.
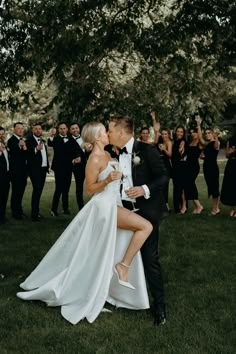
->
xmin=81 ymin=122 xmax=104 ymax=152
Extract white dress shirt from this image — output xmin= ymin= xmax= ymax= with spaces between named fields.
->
xmin=73 ymin=135 xmax=83 ymax=147
xmin=59 ymin=134 xmax=68 ymax=143
xmin=34 ymin=136 xmax=47 ymax=167
xmin=119 ymin=137 xmax=150 ymax=201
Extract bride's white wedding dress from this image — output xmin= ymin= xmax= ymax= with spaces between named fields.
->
xmin=17 ymin=161 xmax=149 ymax=324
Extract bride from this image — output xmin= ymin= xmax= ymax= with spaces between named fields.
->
xmin=17 ymin=122 xmax=152 ymax=324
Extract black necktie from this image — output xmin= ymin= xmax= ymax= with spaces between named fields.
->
xmin=119 ymin=146 xmax=128 ymax=155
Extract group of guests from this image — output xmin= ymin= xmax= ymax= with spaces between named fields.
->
xmin=0 ymin=122 xmax=86 ymax=223
xmin=1 ymin=114 xmax=235 ymax=326
xmin=138 ymin=112 xmax=236 ymax=218
xmin=1 ymin=114 xmax=236 ymax=224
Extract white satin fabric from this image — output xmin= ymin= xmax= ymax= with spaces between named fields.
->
xmin=17 ymin=161 xmax=149 ymax=324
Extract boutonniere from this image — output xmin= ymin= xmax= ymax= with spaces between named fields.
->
xmin=132 ymin=152 xmax=142 ymax=166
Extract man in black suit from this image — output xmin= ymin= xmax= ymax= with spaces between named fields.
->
xmin=108 ymin=115 xmax=168 ymax=326
xmin=48 ymin=123 xmax=73 ymax=216
xmin=7 ymin=122 xmax=28 ymax=220
xmin=69 ymin=123 xmax=86 ymax=210
xmin=26 ymin=123 xmax=49 ymax=221
xmin=0 ymin=127 xmax=10 ymax=224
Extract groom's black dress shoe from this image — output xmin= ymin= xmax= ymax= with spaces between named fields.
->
xmin=151 ymin=305 xmax=166 ymax=326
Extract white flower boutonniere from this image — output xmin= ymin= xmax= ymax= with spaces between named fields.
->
xmin=132 ymin=152 xmax=141 ymax=166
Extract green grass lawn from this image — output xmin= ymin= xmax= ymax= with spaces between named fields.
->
xmin=0 ymin=166 xmax=235 ymax=354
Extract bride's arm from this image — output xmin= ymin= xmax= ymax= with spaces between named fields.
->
xmin=86 ymin=156 xmax=121 ymax=195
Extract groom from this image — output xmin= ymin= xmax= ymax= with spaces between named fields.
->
xmin=108 ymin=115 xmax=168 ymax=325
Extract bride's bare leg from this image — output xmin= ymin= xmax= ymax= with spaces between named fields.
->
xmin=115 ymin=206 xmax=152 ymax=282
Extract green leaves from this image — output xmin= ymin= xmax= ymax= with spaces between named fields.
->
xmin=0 ymin=0 xmax=235 ymax=127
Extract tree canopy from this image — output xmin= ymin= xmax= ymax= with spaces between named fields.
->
xmin=0 ymin=0 xmax=235 ymax=127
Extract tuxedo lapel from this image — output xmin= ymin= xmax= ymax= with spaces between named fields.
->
xmin=131 ymin=140 xmax=143 ymax=183
xmin=132 ymin=139 xmax=140 ymax=155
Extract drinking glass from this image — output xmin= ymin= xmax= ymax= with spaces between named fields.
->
xmin=123 ymin=175 xmax=139 ymax=212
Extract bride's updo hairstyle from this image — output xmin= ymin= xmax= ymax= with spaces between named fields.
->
xmin=81 ymin=122 xmax=104 ymax=152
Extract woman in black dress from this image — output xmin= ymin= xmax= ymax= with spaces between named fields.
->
xmin=155 ymin=128 xmax=172 ymax=211
xmin=197 ymin=118 xmax=221 ymax=215
xmin=220 ymin=131 xmax=236 ymax=217
xmin=171 ymin=126 xmax=188 ymax=214
xmin=185 ymin=127 xmax=204 ymax=214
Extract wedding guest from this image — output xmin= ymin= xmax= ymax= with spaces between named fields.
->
xmin=184 ymin=126 xmax=204 ymax=214
xmin=26 ymin=123 xmax=49 ymax=221
xmin=48 ymin=123 xmax=73 ymax=216
xmin=138 ymin=127 xmax=152 ymax=144
xmin=0 ymin=127 xmax=10 ymax=224
xmin=171 ymin=125 xmax=188 ymax=214
xmin=153 ymin=120 xmax=172 ymax=211
xmin=69 ymin=123 xmax=87 ymax=210
xmin=197 ymin=119 xmax=221 ymax=215
xmin=220 ymin=129 xmax=236 ymax=217
xmin=7 ymin=122 xmax=28 ymax=220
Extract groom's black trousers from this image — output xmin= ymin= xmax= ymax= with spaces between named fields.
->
xmin=122 ymin=200 xmax=165 ymax=308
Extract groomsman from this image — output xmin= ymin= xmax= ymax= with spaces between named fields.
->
xmin=26 ymin=123 xmax=49 ymax=221
xmin=69 ymin=123 xmax=86 ymax=210
xmin=7 ymin=122 xmax=28 ymax=220
xmin=48 ymin=123 xmax=73 ymax=216
xmin=0 ymin=127 xmax=10 ymax=224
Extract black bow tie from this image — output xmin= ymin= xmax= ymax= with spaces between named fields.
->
xmin=119 ymin=147 xmax=128 ymax=155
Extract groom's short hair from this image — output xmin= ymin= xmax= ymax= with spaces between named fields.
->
xmin=110 ymin=115 xmax=134 ymax=134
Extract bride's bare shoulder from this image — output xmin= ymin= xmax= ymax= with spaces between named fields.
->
xmin=87 ymin=152 xmax=109 ymax=169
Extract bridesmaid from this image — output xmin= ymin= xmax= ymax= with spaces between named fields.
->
xmin=154 ymin=127 xmax=172 ymax=211
xmin=197 ymin=118 xmax=221 ymax=215
xmin=185 ymin=126 xmax=204 ymax=214
xmin=171 ymin=125 xmax=188 ymax=214
xmin=138 ymin=127 xmax=153 ymax=144
xmin=220 ymin=129 xmax=236 ymax=217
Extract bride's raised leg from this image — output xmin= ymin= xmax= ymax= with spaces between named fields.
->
xmin=115 ymin=206 xmax=152 ymax=285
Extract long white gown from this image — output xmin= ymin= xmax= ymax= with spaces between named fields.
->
xmin=17 ymin=161 xmax=149 ymax=324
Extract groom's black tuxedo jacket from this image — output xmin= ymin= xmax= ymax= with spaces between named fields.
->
xmin=107 ymin=140 xmax=168 ymax=224
xmin=131 ymin=140 xmax=168 ymax=224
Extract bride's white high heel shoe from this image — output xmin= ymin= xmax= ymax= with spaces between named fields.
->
xmin=114 ymin=262 xmax=135 ymax=290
